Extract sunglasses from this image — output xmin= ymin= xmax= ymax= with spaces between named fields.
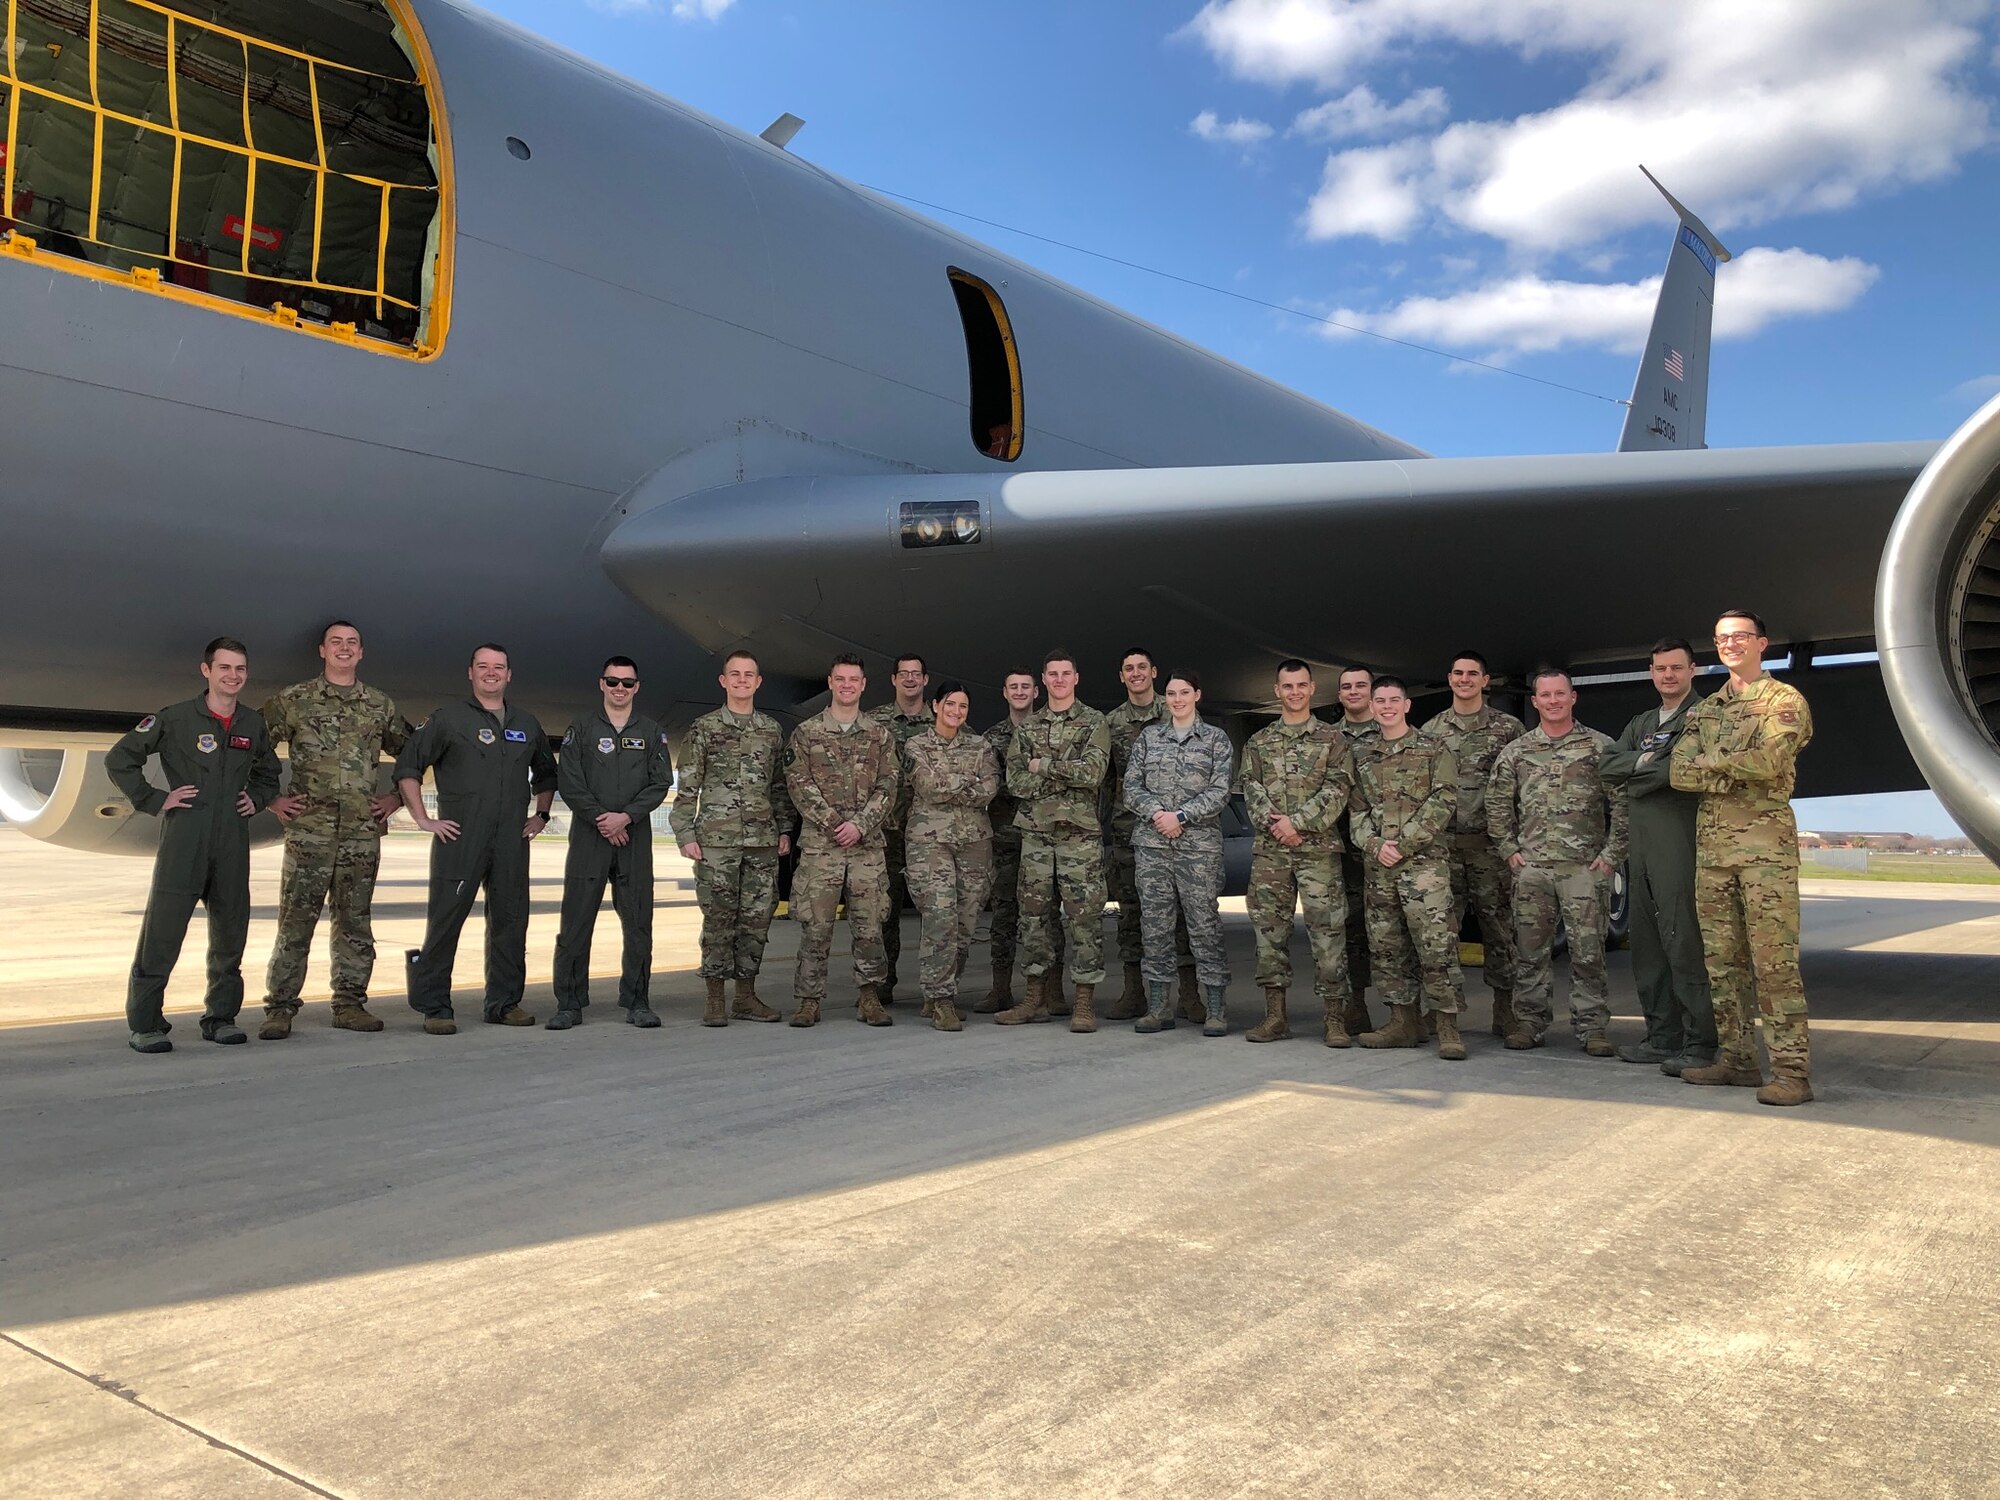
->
xmin=602 ymin=676 xmax=638 ymax=688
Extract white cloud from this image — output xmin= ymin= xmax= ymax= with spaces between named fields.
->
xmin=1191 ymin=110 xmax=1275 ymax=146
xmin=587 ymin=0 xmax=736 ymax=17
xmin=1953 ymin=374 xmax=2000 ymax=406
xmin=1321 ymin=246 xmax=1878 ymax=357
xmin=1303 ymin=140 xmax=1426 ymax=240
xmin=1291 ymin=85 xmax=1449 ymax=141
xmin=1187 ymin=0 xmax=1991 ymax=251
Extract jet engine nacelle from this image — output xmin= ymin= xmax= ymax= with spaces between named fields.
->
xmin=1878 ymin=392 xmax=2000 ymax=862
xmin=0 ymin=745 xmax=285 ymax=855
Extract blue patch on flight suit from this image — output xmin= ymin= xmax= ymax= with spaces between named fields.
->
xmin=504 ymin=729 xmax=529 ymax=743
xmin=597 ymin=736 xmax=615 ymax=754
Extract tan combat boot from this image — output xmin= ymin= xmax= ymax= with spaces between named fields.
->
xmin=732 ymin=979 xmax=781 ymax=1022
xmin=931 ymin=997 xmax=963 ymax=1031
xmin=1323 ymin=1000 xmax=1353 ymax=1048
xmin=1503 ymin=1025 xmax=1543 ymax=1051
xmin=856 ymin=986 xmax=894 ymax=1026
xmin=423 ymin=1015 xmax=458 ymax=1036
xmin=996 ymin=973 xmax=1052 ymax=1025
xmin=702 ymin=977 xmax=729 ymax=1027
xmin=488 ymin=1006 xmax=536 ymax=1026
xmin=1582 ymin=1030 xmax=1615 ymax=1057
xmin=972 ymin=964 xmax=1012 ymax=1014
xmin=1435 ymin=1010 xmax=1467 ymax=1061
xmin=1070 ymin=983 xmax=1098 ymax=1033
xmin=331 ymin=1003 xmax=384 ymax=1032
xmin=1247 ymin=988 xmax=1291 ymax=1043
xmin=1343 ymin=993 xmax=1373 ymax=1036
xmin=1756 ymin=1069 xmax=1814 ymax=1106
xmin=1490 ymin=989 xmax=1517 ymax=1038
xmin=258 ymin=1010 xmax=293 ymax=1040
xmin=788 ymin=997 xmax=821 ymax=1028
xmin=1177 ymin=968 xmax=1204 ymax=1023
xmin=1683 ymin=1057 xmax=1763 ymax=1087
xmin=1358 ymin=1003 xmax=1423 ymax=1049
xmin=1103 ymin=962 xmax=1146 ymax=1022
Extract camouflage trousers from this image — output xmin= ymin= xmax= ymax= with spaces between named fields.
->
xmin=1110 ymin=832 xmax=1195 ymax=971
xmin=1017 ymin=831 xmax=1106 ymax=986
xmin=1341 ymin=846 xmax=1372 ymax=992
xmin=1447 ymin=831 xmax=1518 ymax=992
xmin=881 ymin=830 xmax=909 ymax=987
xmin=792 ymin=844 xmax=890 ymax=1003
xmin=264 ymin=832 xmax=383 ymax=1014
xmin=906 ymin=837 xmax=993 ymax=1001
xmin=694 ymin=846 xmax=780 ymax=980
xmin=1246 ymin=843 xmax=1351 ymax=1005
xmin=1135 ymin=839 xmax=1228 ymax=987
xmin=989 ymin=833 xmax=1061 ymax=971
xmin=1364 ymin=851 xmax=1464 ymax=1014
xmin=1512 ymin=862 xmax=1610 ymax=1040
xmin=1695 ymin=857 xmax=1809 ymax=1076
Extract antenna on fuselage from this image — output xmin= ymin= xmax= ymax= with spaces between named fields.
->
xmin=760 ymin=113 xmax=806 ymax=150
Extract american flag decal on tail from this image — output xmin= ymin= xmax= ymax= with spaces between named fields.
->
xmin=1663 ymin=344 xmax=1685 ymax=381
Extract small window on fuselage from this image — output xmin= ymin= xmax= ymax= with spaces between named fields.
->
xmin=948 ymin=267 xmax=1022 ymax=462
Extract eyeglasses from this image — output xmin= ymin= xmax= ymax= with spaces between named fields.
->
xmin=1713 ymin=632 xmax=1760 ymax=647
xmin=602 ymin=676 xmax=638 ymax=688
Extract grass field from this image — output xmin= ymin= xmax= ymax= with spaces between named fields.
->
xmin=1803 ymin=852 xmax=2000 ymax=884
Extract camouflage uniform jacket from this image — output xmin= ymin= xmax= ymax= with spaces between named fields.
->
xmin=1421 ymin=703 xmax=1526 ymax=834
xmin=1486 ymin=724 xmax=1630 ymax=867
xmin=867 ymin=702 xmax=935 ymax=835
xmin=1241 ymin=717 xmax=1355 ymax=853
xmin=1006 ymin=703 xmax=1111 ymax=840
xmin=668 ymin=707 xmax=793 ymax=848
xmin=1123 ymin=717 xmax=1234 ymax=853
xmin=1669 ymin=676 xmax=1814 ymax=867
xmin=1105 ymin=697 xmax=1169 ymax=836
xmin=904 ymin=728 xmax=1000 ymax=846
xmin=784 ymin=710 xmax=899 ymax=853
xmin=1336 ymin=717 xmax=1381 ymax=848
xmin=1350 ymin=731 xmax=1458 ymax=862
xmin=259 ymin=676 xmax=408 ymax=839
xmin=983 ymin=717 xmax=1027 ymax=841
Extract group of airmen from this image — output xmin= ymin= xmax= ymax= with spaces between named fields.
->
xmin=105 ymin=607 xmax=1819 ymax=1105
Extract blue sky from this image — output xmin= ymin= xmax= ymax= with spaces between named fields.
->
xmin=490 ymin=0 xmax=1998 ymax=833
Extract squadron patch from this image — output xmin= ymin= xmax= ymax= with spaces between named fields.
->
xmin=660 ymin=732 xmax=671 ymax=746
xmin=622 ymin=736 xmax=646 ymax=750
xmin=597 ymin=736 xmax=616 ymax=755
xmin=563 ymin=728 xmax=575 ymax=746
xmin=478 ymin=727 xmax=497 ymax=745
xmin=196 ymin=733 xmax=218 ymax=754
xmin=504 ymin=728 xmax=529 ymax=743
xmin=135 ymin=715 xmax=157 ymax=733
xmin=1777 ymin=711 xmax=1798 ymax=725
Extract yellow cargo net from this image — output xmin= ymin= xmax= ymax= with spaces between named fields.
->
xmin=1 ymin=0 xmax=440 ymax=335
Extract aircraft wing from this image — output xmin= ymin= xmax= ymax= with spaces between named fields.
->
xmin=603 ymin=441 xmax=1936 ymax=709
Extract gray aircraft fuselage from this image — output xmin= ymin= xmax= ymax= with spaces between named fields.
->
xmin=0 ymin=0 xmax=1415 ymax=736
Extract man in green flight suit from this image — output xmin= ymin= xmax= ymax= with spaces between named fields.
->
xmin=1600 ymin=637 xmax=1717 ymax=1074
xmin=549 ymin=655 xmax=674 ymax=1031
xmin=257 ymin=619 xmax=408 ymax=1038
xmin=106 ymin=636 xmax=281 ymax=1053
xmin=396 ymin=643 xmax=558 ymax=1033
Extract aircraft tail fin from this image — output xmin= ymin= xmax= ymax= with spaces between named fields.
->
xmin=1618 ymin=167 xmax=1731 ymax=452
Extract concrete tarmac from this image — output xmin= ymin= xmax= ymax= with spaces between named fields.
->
xmin=3 ymin=825 xmax=1998 ymax=1498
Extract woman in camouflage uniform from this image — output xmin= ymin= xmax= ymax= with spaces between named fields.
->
xmin=904 ymin=681 xmax=1002 ymax=1031
xmin=1123 ymin=671 xmax=1236 ymax=1036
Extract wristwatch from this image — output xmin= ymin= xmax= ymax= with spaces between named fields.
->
xmin=532 ymin=809 xmax=550 ymax=822
xmin=1175 ymin=811 xmax=1188 ymax=826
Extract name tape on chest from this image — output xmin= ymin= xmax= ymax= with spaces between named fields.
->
xmin=505 ymin=729 xmax=529 ymax=743
xmin=622 ymin=736 xmax=647 ymax=751
xmin=228 ymin=735 xmax=253 ymax=750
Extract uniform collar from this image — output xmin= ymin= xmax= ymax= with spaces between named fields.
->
xmin=316 ymin=676 xmax=364 ymax=700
